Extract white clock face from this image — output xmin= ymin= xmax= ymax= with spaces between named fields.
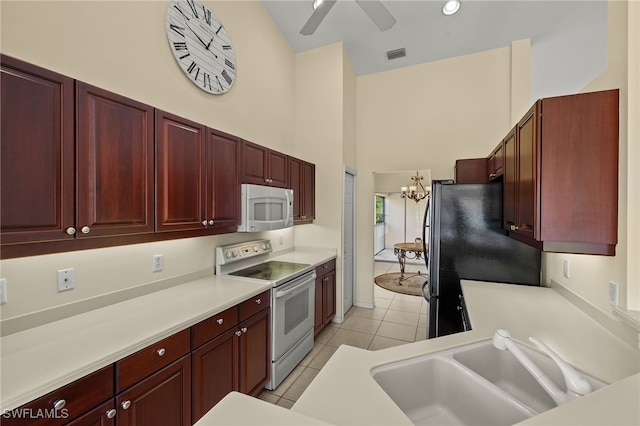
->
xmin=166 ymin=0 xmax=236 ymax=94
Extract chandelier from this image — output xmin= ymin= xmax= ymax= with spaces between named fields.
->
xmin=400 ymin=171 xmax=429 ymax=203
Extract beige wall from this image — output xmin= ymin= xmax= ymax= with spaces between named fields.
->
xmin=543 ymin=0 xmax=640 ymax=318
xmin=293 ymin=42 xmax=356 ymax=319
xmin=354 ymin=46 xmax=515 ymax=305
xmin=0 ymin=0 xmax=298 ymax=320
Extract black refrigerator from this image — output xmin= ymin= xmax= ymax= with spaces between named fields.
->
xmin=423 ymin=180 xmax=541 ymax=338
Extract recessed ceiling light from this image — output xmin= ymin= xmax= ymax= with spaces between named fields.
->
xmin=442 ymin=0 xmax=461 ymax=16
xmin=313 ymin=0 xmax=323 ymax=10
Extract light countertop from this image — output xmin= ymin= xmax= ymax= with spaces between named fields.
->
xmin=0 ymin=247 xmax=336 ymax=412
xmin=289 ymin=281 xmax=640 ymax=425
xmin=194 ymin=280 xmax=639 ymax=425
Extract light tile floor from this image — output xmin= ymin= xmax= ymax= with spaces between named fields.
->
xmin=259 ymin=260 xmax=428 ymax=408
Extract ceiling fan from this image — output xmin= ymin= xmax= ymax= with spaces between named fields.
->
xmin=300 ymin=0 xmax=396 ymax=36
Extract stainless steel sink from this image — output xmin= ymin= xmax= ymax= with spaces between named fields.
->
xmin=371 ymin=339 xmax=606 ymax=426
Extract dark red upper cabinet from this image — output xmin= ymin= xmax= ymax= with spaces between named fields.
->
xmin=1 ymin=55 xmax=75 ymax=244
xmin=240 ymin=140 xmax=288 ymax=188
xmin=76 ymin=82 xmax=155 ymax=238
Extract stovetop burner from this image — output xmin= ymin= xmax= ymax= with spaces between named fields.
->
xmin=229 ymin=261 xmax=310 ymax=281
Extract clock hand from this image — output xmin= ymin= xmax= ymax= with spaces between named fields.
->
xmin=185 ymin=20 xmax=215 ymax=53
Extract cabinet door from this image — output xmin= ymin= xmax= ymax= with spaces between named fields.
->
xmin=514 ymin=105 xmax=539 ymax=240
xmin=116 ymin=356 xmax=191 ymax=426
xmin=238 ymin=308 xmax=270 ymax=396
xmin=206 ymin=129 xmax=240 ymax=231
xmin=267 ymin=150 xmax=288 ymax=188
xmin=191 ymin=329 xmax=239 ymax=423
xmin=323 ymin=271 xmax=336 ymax=324
xmin=502 ymin=129 xmax=517 ymax=231
xmin=302 ymin=161 xmax=315 ymax=220
xmin=314 ymin=276 xmax=324 ymax=335
xmin=1 ymin=55 xmax=75 ymax=244
xmin=289 ymin=157 xmax=303 ymax=221
xmin=76 ymin=82 xmax=154 ymax=238
xmin=454 ymin=158 xmax=487 ymax=184
xmin=240 ymin=140 xmax=268 ymax=185
xmin=155 ymin=110 xmax=206 ymax=232
xmin=65 ymin=400 xmax=116 ymax=426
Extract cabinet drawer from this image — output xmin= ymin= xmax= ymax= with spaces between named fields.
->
xmin=239 ymin=290 xmax=270 ymax=321
xmin=1 ymin=365 xmax=113 ymax=426
xmin=116 ymin=328 xmax=190 ymax=392
xmin=192 ymin=306 xmax=239 ymax=349
xmin=315 ymin=259 xmax=336 ymax=276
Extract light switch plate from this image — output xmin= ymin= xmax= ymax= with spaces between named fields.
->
xmin=608 ymin=281 xmax=619 ymax=306
xmin=563 ymin=259 xmax=570 ymax=278
xmin=57 ymin=268 xmax=75 ymax=292
xmin=0 ymin=278 xmax=7 ymax=305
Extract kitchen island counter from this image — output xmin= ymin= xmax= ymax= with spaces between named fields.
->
xmin=289 ymin=280 xmax=639 ymax=425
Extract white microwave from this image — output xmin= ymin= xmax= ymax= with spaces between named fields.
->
xmin=238 ymin=184 xmax=294 ymax=232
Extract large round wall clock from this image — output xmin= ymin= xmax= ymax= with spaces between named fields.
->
xmin=166 ymin=0 xmax=236 ymax=94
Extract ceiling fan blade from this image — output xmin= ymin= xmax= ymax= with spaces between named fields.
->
xmin=355 ymin=0 xmax=396 ymax=31
xmin=300 ymin=0 xmax=337 ymax=35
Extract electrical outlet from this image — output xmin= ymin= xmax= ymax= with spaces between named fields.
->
xmin=562 ymin=258 xmax=570 ymax=278
xmin=57 ymin=268 xmax=75 ymax=292
xmin=152 ymin=254 xmax=164 ymax=272
xmin=608 ymin=281 xmax=619 ymax=306
xmin=0 ymin=278 xmax=7 ymax=305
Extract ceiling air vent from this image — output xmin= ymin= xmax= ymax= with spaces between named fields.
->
xmin=386 ymin=48 xmax=406 ymax=61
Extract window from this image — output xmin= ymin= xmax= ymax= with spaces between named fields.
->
xmin=375 ymin=195 xmax=385 ymax=224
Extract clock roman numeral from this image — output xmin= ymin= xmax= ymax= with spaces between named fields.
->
xmin=173 ymin=5 xmax=190 ymax=20
xmin=215 ymin=26 xmax=222 ymax=35
xmin=221 ymin=69 xmax=233 ymax=86
xmin=186 ymin=0 xmax=199 ymax=18
xmin=170 ymin=24 xmax=185 ymax=37
xmin=173 ymin=41 xmax=187 ymax=50
xmin=224 ymin=59 xmax=235 ymax=70
xmin=187 ymin=61 xmax=200 ymax=80
xmin=203 ymin=7 xmax=212 ymax=25
xmin=222 ymin=45 xmax=232 ymax=51
xmin=203 ymin=72 xmax=212 ymax=90
xmin=215 ymin=75 xmax=223 ymax=92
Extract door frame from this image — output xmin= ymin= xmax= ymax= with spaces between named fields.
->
xmin=342 ymin=166 xmax=357 ymax=319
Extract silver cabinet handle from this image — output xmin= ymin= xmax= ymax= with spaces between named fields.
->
xmin=157 ymin=348 xmax=166 ymax=356
xmin=106 ymin=409 xmax=117 ymax=419
xmin=53 ymin=399 xmax=66 ymax=410
xmin=208 ymin=220 xmax=214 ymax=225
xmin=489 ymin=173 xmax=497 ymax=178
xmin=235 ymin=330 xmax=242 ymax=337
xmin=241 ymin=327 xmax=247 ymax=334
xmin=81 ymin=226 xmax=90 ymax=234
xmin=509 ymin=224 xmax=519 ymax=231
xmin=121 ymin=400 xmax=131 ymax=410
xmin=255 ymin=298 xmax=261 ymax=304
xmin=216 ymin=318 xmax=224 ymax=325
xmin=202 ymin=220 xmax=208 ymax=226
xmin=66 ymin=227 xmax=76 ymax=235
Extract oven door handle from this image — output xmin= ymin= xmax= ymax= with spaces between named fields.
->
xmin=275 ymin=273 xmax=315 ymax=298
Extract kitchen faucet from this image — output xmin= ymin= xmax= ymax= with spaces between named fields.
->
xmin=492 ymin=329 xmax=592 ymax=406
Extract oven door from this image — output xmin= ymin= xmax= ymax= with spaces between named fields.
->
xmin=272 ymin=271 xmax=315 ymax=361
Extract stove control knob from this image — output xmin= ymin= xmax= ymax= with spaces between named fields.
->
xmin=253 ymin=245 xmax=258 ymax=252
xmin=261 ymin=243 xmax=267 ymax=250
xmin=231 ymin=250 xmax=239 ymax=257
xmin=226 ymin=251 xmax=232 ymax=258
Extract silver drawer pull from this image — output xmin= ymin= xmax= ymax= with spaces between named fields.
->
xmin=121 ymin=400 xmax=131 ymax=410
xmin=208 ymin=220 xmax=215 ymax=225
xmin=81 ymin=226 xmax=90 ymax=234
xmin=216 ymin=318 xmax=224 ymax=325
xmin=235 ymin=330 xmax=242 ymax=337
xmin=255 ymin=298 xmax=261 ymax=304
xmin=53 ymin=399 xmax=66 ymax=410
xmin=156 ymin=348 xmax=166 ymax=356
xmin=106 ymin=409 xmax=117 ymax=419
xmin=66 ymin=227 xmax=76 ymax=235
xmin=241 ymin=327 xmax=247 ymax=334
